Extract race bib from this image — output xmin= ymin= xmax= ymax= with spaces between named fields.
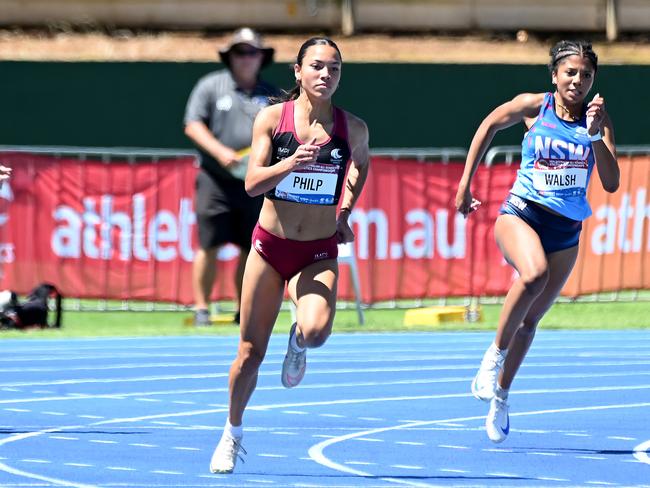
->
xmin=274 ymin=163 xmax=339 ymax=204
xmin=532 ymin=159 xmax=588 ymax=197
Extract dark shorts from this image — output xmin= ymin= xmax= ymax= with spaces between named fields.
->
xmin=499 ymin=194 xmax=582 ymax=254
xmin=251 ymin=223 xmax=339 ymax=281
xmin=195 ymin=170 xmax=263 ymax=250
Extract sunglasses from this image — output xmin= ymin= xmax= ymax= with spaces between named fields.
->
xmin=231 ymin=47 xmax=261 ymax=57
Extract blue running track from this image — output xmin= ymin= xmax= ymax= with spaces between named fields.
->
xmin=1 ymin=330 xmax=649 ymax=487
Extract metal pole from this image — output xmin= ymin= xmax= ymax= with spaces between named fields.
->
xmin=341 ymin=0 xmax=356 ymax=36
xmin=606 ymin=0 xmax=619 ymax=42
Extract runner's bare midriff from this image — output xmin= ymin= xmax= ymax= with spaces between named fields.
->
xmin=258 ymin=198 xmax=337 ymax=241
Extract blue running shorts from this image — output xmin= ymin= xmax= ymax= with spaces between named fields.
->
xmin=499 ymin=194 xmax=582 ymax=254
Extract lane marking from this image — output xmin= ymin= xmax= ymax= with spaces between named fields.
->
xmin=633 ymin=439 xmax=650 ymax=465
xmin=308 ymin=402 xmax=650 ymax=488
xmin=5 ymin=362 xmax=650 ymax=389
xmin=0 ymin=459 xmax=96 ymax=488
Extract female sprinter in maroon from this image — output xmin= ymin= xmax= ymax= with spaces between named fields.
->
xmin=209 ymin=37 xmax=370 ymax=474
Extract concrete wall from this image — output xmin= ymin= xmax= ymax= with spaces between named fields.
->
xmin=1 ymin=0 xmax=648 ymax=32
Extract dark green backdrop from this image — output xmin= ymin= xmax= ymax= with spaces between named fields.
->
xmin=1 ymin=61 xmax=647 ymax=149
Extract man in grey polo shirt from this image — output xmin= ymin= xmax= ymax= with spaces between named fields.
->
xmin=184 ymin=27 xmax=279 ymax=326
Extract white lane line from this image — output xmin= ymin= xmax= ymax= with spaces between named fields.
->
xmin=21 ymin=459 xmax=51 ymax=464
xmin=1 ymin=369 xmax=646 ymax=488
xmin=4 ymin=369 xmax=650 ymax=406
xmin=396 ymin=441 xmax=425 ymax=446
xmin=633 ymin=439 xmax=650 ymax=465
xmin=309 ymin=401 xmax=650 ymax=488
xmin=172 ymin=446 xmax=201 ymax=451
xmin=5 ymin=362 xmax=650 ymax=389
xmin=106 ymin=466 xmax=136 ymax=471
xmin=281 ymin=410 xmax=308 ymax=415
xmin=89 ymin=439 xmax=117 ymax=444
xmin=271 ymin=431 xmax=298 ymax=436
xmin=585 ymin=482 xmax=616 ymax=486
xmin=4 ymin=408 xmax=30 ymax=412
xmin=345 ymin=461 xmax=376 ymax=466
xmin=78 ymin=415 xmax=103 ymax=419
xmin=64 ymin=463 xmax=92 ymax=468
xmin=49 ymin=436 xmax=79 ymax=441
xmin=319 ymin=413 xmax=345 ymax=418
xmin=245 ymin=479 xmax=276 ymax=484
xmin=537 ymin=477 xmax=569 ymax=482
xmin=565 ymin=433 xmax=591 ymax=437
xmin=150 ymin=470 xmax=183 ymax=475
xmin=358 ymin=417 xmax=384 ymax=421
xmin=608 ymin=436 xmax=636 ymax=441
xmin=528 ymin=452 xmax=559 ymax=457
xmin=353 ymin=438 xmax=383 ymax=442
xmin=258 ymin=453 xmax=287 ymax=458
xmin=41 ymin=411 xmax=66 ymax=416
xmin=129 ymin=443 xmax=158 ymax=448
xmin=577 ymin=456 xmax=607 ymax=460
xmin=437 ymin=444 xmax=469 ymax=450
xmin=482 ymin=448 xmax=513 ymax=453
xmin=391 ymin=465 xmax=423 ymax=470
xmin=439 ymin=468 xmax=468 ymax=473
xmin=4 ymin=337 xmax=649 ymax=364
xmin=486 ymin=472 xmax=519 ymax=478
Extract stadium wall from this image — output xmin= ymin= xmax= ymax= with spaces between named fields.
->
xmin=1 ymin=61 xmax=650 ymax=149
xmin=1 ymin=0 xmax=648 ymax=33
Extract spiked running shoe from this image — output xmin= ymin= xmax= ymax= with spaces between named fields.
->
xmin=209 ymin=432 xmax=246 ymax=474
xmin=486 ymin=396 xmax=510 ymax=443
xmin=471 ymin=345 xmax=506 ymax=402
xmin=281 ymin=323 xmax=306 ymax=388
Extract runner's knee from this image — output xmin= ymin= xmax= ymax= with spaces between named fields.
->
xmin=520 ymin=264 xmax=550 ymax=296
xmin=300 ymin=323 xmax=332 ymax=348
xmin=236 ymin=342 xmax=265 ymax=374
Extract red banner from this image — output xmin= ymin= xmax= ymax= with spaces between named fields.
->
xmin=0 ymin=152 xmax=647 ymax=304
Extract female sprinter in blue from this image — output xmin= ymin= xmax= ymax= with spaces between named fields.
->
xmin=455 ymin=40 xmax=619 ymax=443
xmin=209 ymin=37 xmax=370 ymax=473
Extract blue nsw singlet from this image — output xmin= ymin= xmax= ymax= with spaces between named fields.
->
xmin=265 ymin=100 xmax=352 ymax=205
xmin=510 ymin=92 xmax=597 ymax=221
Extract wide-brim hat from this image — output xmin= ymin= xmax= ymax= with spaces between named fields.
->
xmin=218 ymin=27 xmax=275 ymax=69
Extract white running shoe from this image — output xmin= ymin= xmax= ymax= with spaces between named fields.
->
xmin=209 ymin=432 xmax=246 ymax=474
xmin=486 ymin=396 xmax=510 ymax=443
xmin=281 ymin=323 xmax=306 ymax=388
xmin=471 ymin=345 xmax=506 ymax=402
